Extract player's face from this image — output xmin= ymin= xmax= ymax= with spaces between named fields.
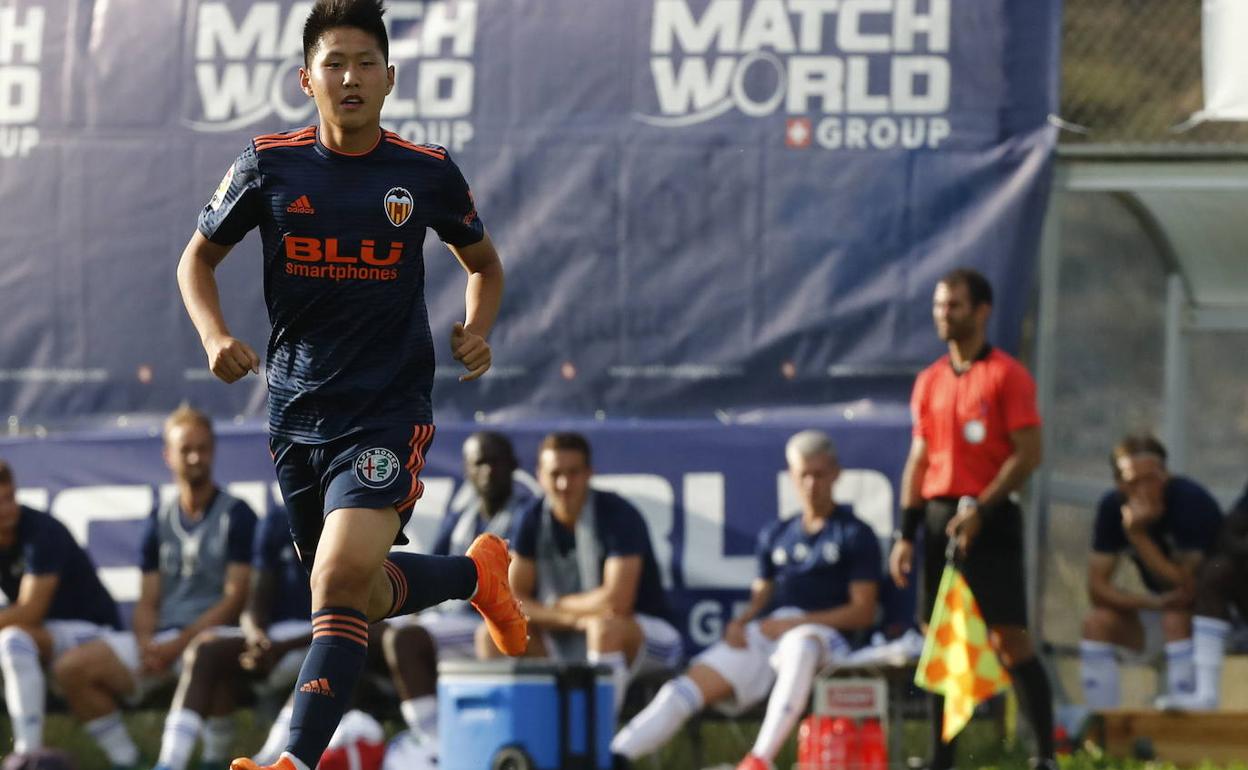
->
xmin=1116 ymin=453 xmax=1168 ymax=506
xmin=164 ymin=422 xmax=215 ymax=486
xmin=300 ymin=27 xmax=394 ymax=134
xmin=788 ymin=451 xmax=839 ymax=515
xmin=463 ymin=436 xmax=516 ymax=508
xmin=0 ymin=482 xmax=18 ymax=531
xmin=538 ymin=448 xmax=591 ymax=518
xmin=932 ymin=281 xmax=983 ymax=343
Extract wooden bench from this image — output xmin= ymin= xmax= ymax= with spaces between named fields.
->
xmin=1091 ymin=709 xmax=1248 ymax=766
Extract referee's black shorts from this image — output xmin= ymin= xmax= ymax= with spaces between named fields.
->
xmin=920 ymin=497 xmax=1028 ymax=628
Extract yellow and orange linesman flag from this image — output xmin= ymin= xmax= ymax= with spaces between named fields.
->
xmin=913 ymin=564 xmax=1011 ymax=742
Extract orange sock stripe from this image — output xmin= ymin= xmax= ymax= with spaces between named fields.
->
xmin=312 ymin=614 xmax=370 ymax=630
xmin=313 ymin=627 xmax=369 ymax=646
xmin=384 ymin=559 xmax=408 ymax=615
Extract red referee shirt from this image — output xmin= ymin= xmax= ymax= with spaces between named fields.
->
xmin=911 ymin=346 xmax=1041 ymax=499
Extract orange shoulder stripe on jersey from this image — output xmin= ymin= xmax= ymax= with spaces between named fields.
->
xmin=255 ymin=138 xmax=317 ymax=152
xmin=383 ymin=135 xmax=446 ymax=160
xmin=254 ymin=126 xmax=315 ymax=143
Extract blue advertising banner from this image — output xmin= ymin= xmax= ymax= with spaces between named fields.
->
xmin=0 ymin=0 xmax=1061 ymax=425
xmin=0 ymin=416 xmax=913 ymax=654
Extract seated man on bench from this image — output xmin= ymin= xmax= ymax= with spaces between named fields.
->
xmin=610 ymin=430 xmax=880 ymax=770
xmin=1079 ymin=434 xmax=1222 ymax=710
xmin=1157 ymin=479 xmax=1248 ymax=710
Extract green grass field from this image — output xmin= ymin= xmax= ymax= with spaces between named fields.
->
xmin=5 ymin=711 xmax=1246 ymax=770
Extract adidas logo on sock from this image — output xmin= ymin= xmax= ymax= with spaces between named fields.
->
xmin=298 ymin=677 xmax=335 ymax=697
xmin=286 ymin=195 xmax=315 ymax=214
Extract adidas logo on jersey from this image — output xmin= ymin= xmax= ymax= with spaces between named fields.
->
xmin=287 ymin=195 xmax=315 ymax=214
xmin=299 ymin=677 xmax=335 ymax=697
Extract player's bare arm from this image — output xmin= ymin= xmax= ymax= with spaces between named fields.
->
xmin=176 ymin=230 xmax=260 ymax=384
xmin=507 ymin=553 xmax=578 ymax=631
xmin=448 ymin=231 xmax=503 ymax=382
xmin=724 ymin=578 xmax=774 ymax=648
xmin=0 ymin=572 xmax=58 ymax=631
xmin=1087 ymin=552 xmax=1159 ymax=612
xmin=758 ymin=579 xmax=877 ymax=639
xmin=890 ymin=435 xmax=928 ymax=588
xmin=554 ymin=554 xmax=642 ymax=618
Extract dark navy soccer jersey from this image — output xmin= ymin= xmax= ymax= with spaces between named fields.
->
xmin=253 ymin=506 xmax=311 ymax=624
xmin=197 ymin=126 xmax=486 ymax=443
xmin=431 ymin=488 xmax=534 ymax=556
xmin=0 ymin=507 xmax=121 ymax=629
xmin=755 ymin=505 xmax=882 ymax=614
xmin=511 ymin=491 xmax=671 ymax=622
xmin=1092 ymin=475 xmax=1223 ymax=593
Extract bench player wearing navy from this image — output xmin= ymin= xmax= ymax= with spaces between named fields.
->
xmin=0 ymin=460 xmax=122 ymax=761
xmin=55 ymin=407 xmax=257 ymax=770
xmin=611 ymin=431 xmax=880 ymax=770
xmin=174 ymin=3 xmax=525 ymax=770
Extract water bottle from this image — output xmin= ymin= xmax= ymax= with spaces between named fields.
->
xmin=858 ymin=718 xmax=888 ymax=770
xmin=823 ymin=717 xmax=859 ymax=770
xmin=797 ymin=715 xmax=821 ymax=770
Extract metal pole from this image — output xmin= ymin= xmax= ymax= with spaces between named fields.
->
xmin=1162 ymin=274 xmax=1188 ymax=473
xmin=1028 ymin=167 xmax=1064 ymax=641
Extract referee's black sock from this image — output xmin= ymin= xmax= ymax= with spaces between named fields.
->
xmin=928 ymin=693 xmax=957 ymax=770
xmin=1009 ymin=656 xmax=1056 ymax=761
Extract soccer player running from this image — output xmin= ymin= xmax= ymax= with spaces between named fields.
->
xmin=887 ymin=268 xmax=1056 ymax=770
xmin=175 ymin=2 xmax=526 ymax=770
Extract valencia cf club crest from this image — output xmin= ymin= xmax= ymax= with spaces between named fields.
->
xmin=355 ymin=447 xmax=401 ymax=488
xmin=384 ymin=187 xmax=414 ymax=227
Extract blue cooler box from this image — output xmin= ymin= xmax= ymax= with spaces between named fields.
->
xmin=438 ymin=660 xmax=614 ymax=770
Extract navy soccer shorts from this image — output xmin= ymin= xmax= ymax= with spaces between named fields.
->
xmin=271 ymin=424 xmax=436 ymax=568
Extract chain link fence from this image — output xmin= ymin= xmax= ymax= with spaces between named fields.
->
xmin=1061 ymin=0 xmax=1248 ymax=145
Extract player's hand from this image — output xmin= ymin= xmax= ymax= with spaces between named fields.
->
xmin=758 ymin=617 xmax=793 ymax=640
xmin=141 ymin=638 xmax=180 ymax=674
xmin=889 ymin=540 xmax=914 ymax=588
xmin=451 ymin=322 xmax=491 ymax=381
xmin=723 ymin=618 xmax=747 ymax=648
xmin=1121 ymin=497 xmax=1161 ymax=533
xmin=945 ymin=501 xmax=983 ymax=557
xmin=1158 ymin=586 xmax=1194 ymax=611
xmin=204 ymin=332 xmax=260 ymax=383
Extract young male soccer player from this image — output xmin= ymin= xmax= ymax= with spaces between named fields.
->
xmin=174 ymin=2 xmax=526 ymax=769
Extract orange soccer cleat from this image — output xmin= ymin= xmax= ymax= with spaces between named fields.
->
xmin=736 ymin=753 xmax=774 ymax=770
xmin=466 ymin=532 xmax=529 ymax=656
xmin=230 ymin=755 xmax=301 ymax=770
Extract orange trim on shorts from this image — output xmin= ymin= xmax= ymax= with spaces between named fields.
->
xmin=394 ymin=424 xmax=436 ymax=514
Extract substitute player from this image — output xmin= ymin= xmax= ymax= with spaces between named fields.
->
xmin=611 ymin=431 xmax=879 ymax=770
xmin=0 ymin=460 xmax=122 ymax=761
xmin=888 ymin=268 xmax=1055 ymax=770
xmin=174 ymin=2 xmax=526 ymax=770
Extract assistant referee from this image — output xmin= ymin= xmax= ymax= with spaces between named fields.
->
xmin=888 ymin=268 xmax=1055 ymax=770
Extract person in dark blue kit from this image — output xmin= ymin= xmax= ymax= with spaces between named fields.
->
xmin=487 ymin=433 xmax=683 ymax=719
xmin=1079 ymin=434 xmax=1223 ymax=709
xmin=0 ymin=460 xmax=122 ymax=761
xmin=1162 ymin=480 xmax=1248 ymax=709
xmin=175 ymin=2 xmax=525 ymax=769
xmin=56 ymin=406 xmax=257 ymax=770
xmin=611 ymin=430 xmax=880 ymax=770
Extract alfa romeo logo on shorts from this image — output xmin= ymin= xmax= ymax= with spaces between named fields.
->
xmin=355 ymin=448 xmax=401 ymax=488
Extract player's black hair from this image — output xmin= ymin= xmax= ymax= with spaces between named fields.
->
xmin=0 ymin=460 xmax=12 ymax=488
xmin=939 ymin=267 xmax=994 ymax=307
xmin=466 ymin=431 xmax=519 ymax=467
xmin=539 ymin=432 xmax=592 ymax=467
xmin=1110 ymin=434 xmax=1168 ymax=478
xmin=303 ymin=0 xmax=389 ymax=66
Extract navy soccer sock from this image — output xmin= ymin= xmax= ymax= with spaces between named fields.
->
xmin=285 ymin=607 xmax=370 ymax=767
xmin=1009 ymin=656 xmax=1056 ymax=761
xmin=383 ymin=552 xmax=477 ymax=618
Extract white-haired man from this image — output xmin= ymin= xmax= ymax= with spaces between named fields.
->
xmin=610 ymin=430 xmax=881 ymax=770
